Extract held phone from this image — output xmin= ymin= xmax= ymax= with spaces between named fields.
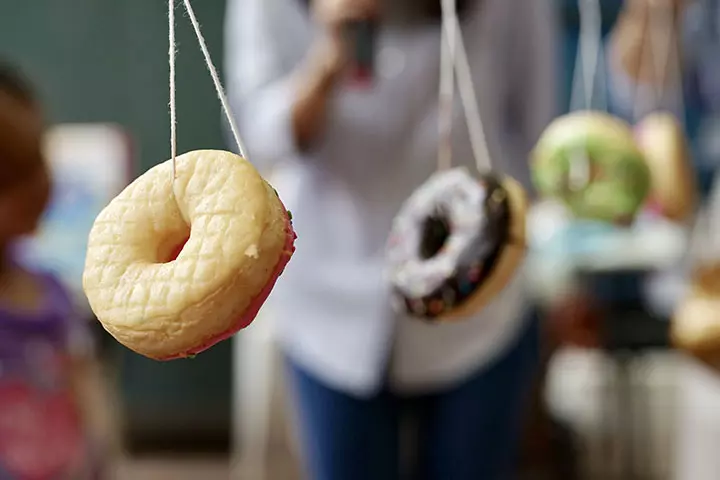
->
xmin=344 ymin=19 xmax=378 ymax=87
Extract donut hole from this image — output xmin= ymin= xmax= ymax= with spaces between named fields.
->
xmin=156 ymin=226 xmax=191 ymax=263
xmin=419 ymin=212 xmax=451 ymax=260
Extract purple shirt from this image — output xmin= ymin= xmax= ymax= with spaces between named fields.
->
xmin=0 ymin=268 xmax=100 ymax=479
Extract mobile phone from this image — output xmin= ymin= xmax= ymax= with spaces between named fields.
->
xmin=344 ymin=20 xmax=377 ymax=87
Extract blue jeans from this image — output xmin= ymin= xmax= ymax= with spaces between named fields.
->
xmin=286 ymin=313 xmax=540 ymax=480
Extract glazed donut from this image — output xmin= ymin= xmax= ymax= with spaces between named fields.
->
xmin=673 ymin=266 xmax=720 ymax=370
xmin=635 ymin=112 xmax=696 ymax=222
xmin=386 ymin=167 xmax=527 ymax=320
xmin=82 ymin=150 xmax=296 ymax=360
xmin=531 ymin=111 xmax=651 ymax=224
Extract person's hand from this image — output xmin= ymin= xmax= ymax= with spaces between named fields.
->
xmin=626 ymin=0 xmax=686 ymax=11
xmin=312 ymin=0 xmax=378 ymax=34
xmin=305 ymin=0 xmax=378 ymax=81
xmin=290 ymin=0 xmax=377 ymax=150
xmin=609 ymin=0 xmax=686 ymax=85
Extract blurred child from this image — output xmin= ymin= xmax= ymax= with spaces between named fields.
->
xmin=0 ymin=63 xmax=116 ymax=479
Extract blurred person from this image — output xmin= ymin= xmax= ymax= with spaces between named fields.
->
xmin=0 ymin=63 xmax=116 ymax=479
xmin=226 ymin=0 xmax=558 ymax=479
xmin=610 ymin=2 xmax=720 ymax=480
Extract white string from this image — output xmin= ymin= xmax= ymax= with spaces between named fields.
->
xmin=566 ymin=0 xmax=605 ymax=192
xmin=595 ymin=22 xmax=608 ymax=113
xmin=168 ymin=0 xmax=248 ymax=172
xmin=437 ymin=0 xmax=457 ymax=171
xmin=570 ymin=0 xmax=605 ymax=112
xmin=169 ymin=0 xmax=177 ymax=178
xmin=440 ymin=0 xmax=493 ymax=172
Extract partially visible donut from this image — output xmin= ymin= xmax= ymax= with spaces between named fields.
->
xmin=635 ymin=111 xmax=696 ymax=222
xmin=531 ymin=111 xmax=651 ymax=224
xmin=386 ymin=167 xmax=527 ymax=321
xmin=82 ymin=150 xmax=296 ymax=360
xmin=672 ymin=266 xmax=720 ymax=370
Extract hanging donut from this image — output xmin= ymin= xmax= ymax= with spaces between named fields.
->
xmin=672 ymin=266 xmax=720 ymax=370
xmin=385 ymin=0 xmax=528 ymax=321
xmin=531 ymin=111 xmax=651 ymax=224
xmin=386 ymin=168 xmax=527 ymax=320
xmin=81 ymin=1 xmax=296 ymax=360
xmin=634 ymin=111 xmax=696 ymax=222
xmin=83 ymin=151 xmax=296 ymax=360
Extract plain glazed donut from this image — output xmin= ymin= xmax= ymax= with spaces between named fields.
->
xmin=82 ymin=150 xmax=296 ymax=360
xmin=634 ymin=112 xmax=696 ymax=222
xmin=386 ymin=167 xmax=527 ymax=321
xmin=531 ymin=111 xmax=651 ymax=224
xmin=672 ymin=266 xmax=720 ymax=370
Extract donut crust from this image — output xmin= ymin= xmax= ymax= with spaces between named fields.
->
xmin=436 ymin=176 xmax=528 ymax=321
xmin=635 ymin=112 xmax=696 ymax=222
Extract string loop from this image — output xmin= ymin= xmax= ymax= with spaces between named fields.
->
xmin=439 ymin=0 xmax=493 ymax=173
xmin=169 ymin=0 xmax=177 ymax=178
xmin=168 ymin=0 xmax=249 ymax=180
xmin=570 ymin=0 xmax=606 ymax=113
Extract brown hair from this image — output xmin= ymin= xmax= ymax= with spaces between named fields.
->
xmin=0 ymin=62 xmax=43 ymax=192
xmin=0 ymin=62 xmax=35 ymax=105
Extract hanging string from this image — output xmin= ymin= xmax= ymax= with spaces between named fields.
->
xmin=437 ymin=0 xmax=456 ymax=170
xmin=570 ymin=0 xmax=605 ymax=113
xmin=168 ymin=0 xmax=249 ymax=180
xmin=169 ymin=0 xmax=177 ymax=179
xmin=595 ymin=17 xmax=609 ymax=114
xmin=566 ymin=0 xmax=605 ymax=191
xmin=440 ymin=0 xmax=493 ymax=173
xmin=437 ymin=0 xmax=457 ymax=171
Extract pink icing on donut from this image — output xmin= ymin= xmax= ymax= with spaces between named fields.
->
xmin=166 ymin=239 xmax=188 ymax=263
xmin=157 ymin=205 xmax=296 ymax=361
xmin=645 ymin=197 xmax=664 ymax=214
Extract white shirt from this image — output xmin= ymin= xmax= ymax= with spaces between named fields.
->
xmin=225 ymin=0 xmax=558 ymax=397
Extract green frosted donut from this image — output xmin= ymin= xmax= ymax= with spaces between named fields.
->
xmin=531 ymin=111 xmax=651 ymax=223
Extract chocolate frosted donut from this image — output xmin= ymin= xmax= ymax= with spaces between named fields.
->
xmin=386 ymin=167 xmax=527 ymax=321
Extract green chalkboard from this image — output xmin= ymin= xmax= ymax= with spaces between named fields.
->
xmin=0 ymin=0 xmax=233 ymax=446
